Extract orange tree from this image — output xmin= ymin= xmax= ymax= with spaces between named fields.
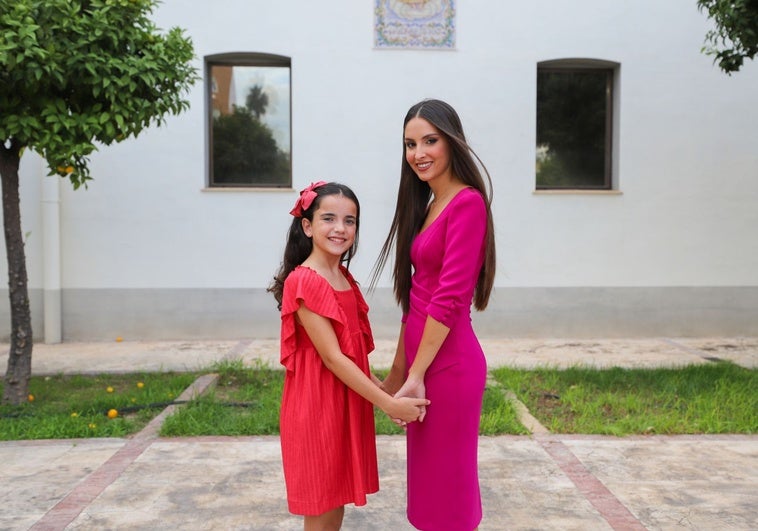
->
xmin=0 ymin=0 xmax=197 ymax=404
xmin=698 ymin=0 xmax=758 ymax=73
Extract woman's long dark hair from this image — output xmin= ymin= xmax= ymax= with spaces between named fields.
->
xmin=268 ymin=182 xmax=360 ymax=310
xmin=370 ymin=99 xmax=496 ymax=314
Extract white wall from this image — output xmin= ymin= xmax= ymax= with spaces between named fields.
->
xmin=3 ymin=0 xmax=757 ymax=340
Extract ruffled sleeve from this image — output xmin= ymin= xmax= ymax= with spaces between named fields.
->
xmin=279 ymin=266 xmax=373 ymax=371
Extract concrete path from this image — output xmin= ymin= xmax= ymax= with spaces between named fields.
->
xmin=0 ymin=337 xmax=756 ymax=530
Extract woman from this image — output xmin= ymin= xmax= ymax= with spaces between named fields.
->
xmin=372 ymin=99 xmax=496 ymax=530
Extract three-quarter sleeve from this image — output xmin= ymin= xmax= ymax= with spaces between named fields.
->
xmin=426 ymin=190 xmax=487 ymax=328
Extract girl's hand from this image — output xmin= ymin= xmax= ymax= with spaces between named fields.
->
xmin=386 ymin=396 xmax=430 ymax=424
xmin=394 ymin=376 xmax=427 ymax=422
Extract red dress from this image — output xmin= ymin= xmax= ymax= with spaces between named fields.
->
xmin=279 ymin=265 xmax=378 ymax=515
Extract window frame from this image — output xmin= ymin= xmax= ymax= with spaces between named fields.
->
xmin=535 ymin=59 xmax=619 ymax=191
xmin=205 ymin=52 xmax=292 ymax=189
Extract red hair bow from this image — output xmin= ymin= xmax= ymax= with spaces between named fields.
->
xmin=289 ymin=181 xmax=327 ymax=217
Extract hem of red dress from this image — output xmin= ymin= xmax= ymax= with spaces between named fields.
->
xmin=287 ymin=488 xmax=379 ymax=516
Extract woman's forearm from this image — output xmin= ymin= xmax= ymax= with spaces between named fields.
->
xmin=382 ymin=323 xmax=407 ymax=394
xmin=407 ymin=315 xmax=450 ymax=381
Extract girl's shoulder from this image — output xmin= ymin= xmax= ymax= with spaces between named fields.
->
xmin=286 ymin=265 xmax=356 ymax=290
xmin=282 ymin=266 xmax=332 ymax=305
xmin=283 ymin=264 xmax=363 ymax=299
xmin=286 ymin=265 xmax=323 ymax=285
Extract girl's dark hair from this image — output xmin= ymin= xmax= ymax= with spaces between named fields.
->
xmin=268 ymin=182 xmax=360 ymax=310
xmin=370 ymin=99 xmax=496 ymax=314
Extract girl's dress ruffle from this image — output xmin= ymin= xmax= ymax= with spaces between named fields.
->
xmin=280 ymin=265 xmax=373 ymax=371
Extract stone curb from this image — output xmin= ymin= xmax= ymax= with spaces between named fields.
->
xmin=29 ymin=373 xmax=219 ymax=530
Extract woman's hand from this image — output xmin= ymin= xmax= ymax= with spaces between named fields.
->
xmin=383 ymin=394 xmax=430 ymax=424
xmin=393 ymin=375 xmax=427 ymax=422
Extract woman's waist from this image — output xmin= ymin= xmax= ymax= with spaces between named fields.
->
xmin=408 ymin=282 xmax=437 ymax=311
xmin=408 ymin=285 xmax=473 ymax=321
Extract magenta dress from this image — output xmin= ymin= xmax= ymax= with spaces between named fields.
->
xmin=404 ymin=187 xmax=488 ymax=530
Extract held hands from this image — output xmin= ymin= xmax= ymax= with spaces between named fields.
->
xmin=386 ymin=393 xmax=430 ymax=424
xmin=392 ymin=375 xmax=427 ymax=425
xmin=372 ymin=372 xmax=429 ymax=424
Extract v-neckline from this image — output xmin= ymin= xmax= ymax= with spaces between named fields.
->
xmin=418 ymin=187 xmax=469 ymax=237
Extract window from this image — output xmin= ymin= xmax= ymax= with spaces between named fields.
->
xmin=536 ymin=59 xmax=618 ymax=190
xmin=206 ymin=53 xmax=291 ymax=187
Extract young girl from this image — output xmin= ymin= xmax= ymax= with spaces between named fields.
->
xmin=269 ymin=181 xmax=429 ymax=531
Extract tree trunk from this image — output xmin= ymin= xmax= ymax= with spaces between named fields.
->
xmin=0 ymin=139 xmax=33 ymax=405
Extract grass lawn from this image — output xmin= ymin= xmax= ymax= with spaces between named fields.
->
xmin=160 ymin=362 xmax=528 ymax=437
xmin=0 ymin=371 xmax=201 ymax=440
xmin=2 ymin=360 xmax=754 ymax=440
xmin=492 ymin=362 xmax=757 ymax=435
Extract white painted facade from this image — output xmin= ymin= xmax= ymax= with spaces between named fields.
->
xmin=4 ymin=0 xmax=758 ymax=341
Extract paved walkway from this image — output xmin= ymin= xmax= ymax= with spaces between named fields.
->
xmin=0 ymin=337 xmax=756 ymax=530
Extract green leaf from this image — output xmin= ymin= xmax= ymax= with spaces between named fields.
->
xmin=0 ymin=0 xmax=197 ymax=187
